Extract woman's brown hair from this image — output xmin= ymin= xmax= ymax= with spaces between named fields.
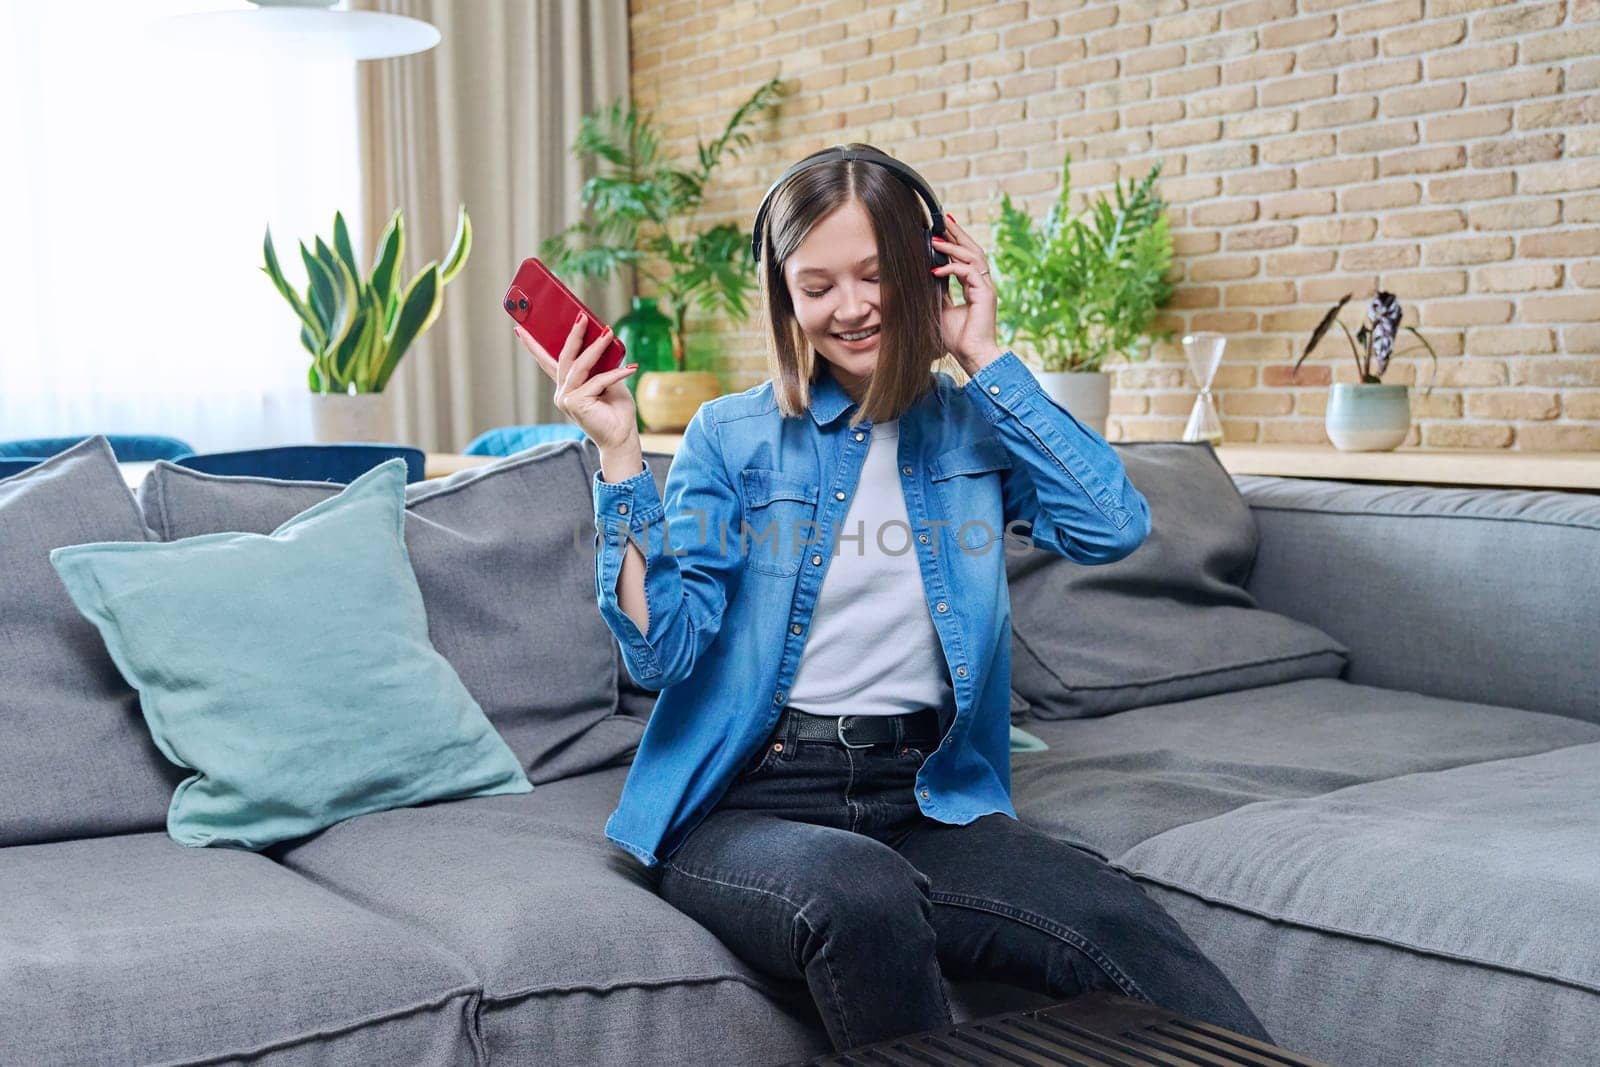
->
xmin=756 ymin=143 xmax=968 ymax=428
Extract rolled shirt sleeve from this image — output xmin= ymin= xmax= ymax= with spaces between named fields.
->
xmin=962 ymin=350 xmax=1152 ymax=564
xmin=592 ymin=406 xmax=746 ymax=690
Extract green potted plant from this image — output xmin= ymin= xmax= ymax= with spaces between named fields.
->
xmin=261 ymin=205 xmax=471 ymax=443
xmin=539 ymin=77 xmax=783 ymax=432
xmin=1294 ymin=291 xmax=1438 ymax=452
xmin=990 ymin=152 xmax=1175 ymax=436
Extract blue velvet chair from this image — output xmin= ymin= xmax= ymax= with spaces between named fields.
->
xmin=0 ymin=434 xmax=194 ymax=462
xmin=0 ymin=457 xmax=48 ymax=480
xmin=173 ymin=444 xmax=427 ymax=484
xmin=463 ymin=424 xmax=587 ymax=457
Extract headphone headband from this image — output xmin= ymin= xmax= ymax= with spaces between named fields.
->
xmin=749 ymin=145 xmax=948 ymax=268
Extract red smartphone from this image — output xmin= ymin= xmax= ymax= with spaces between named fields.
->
xmin=502 ymin=256 xmax=627 ymax=382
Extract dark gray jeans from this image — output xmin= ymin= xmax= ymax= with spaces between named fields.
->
xmin=655 ymin=714 xmax=1271 ymax=1053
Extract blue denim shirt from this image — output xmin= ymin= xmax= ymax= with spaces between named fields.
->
xmin=591 ymin=350 xmax=1152 ymax=867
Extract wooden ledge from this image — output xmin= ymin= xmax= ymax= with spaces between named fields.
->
xmin=120 ymin=439 xmax=1599 ymax=494
xmin=427 ymin=439 xmax=1599 ymax=492
xmin=1211 ymin=443 xmax=1600 ymax=492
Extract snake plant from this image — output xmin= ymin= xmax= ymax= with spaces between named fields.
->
xmin=261 ymin=205 xmax=471 ymax=394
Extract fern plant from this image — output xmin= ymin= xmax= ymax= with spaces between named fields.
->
xmin=261 ymin=205 xmax=471 ymax=394
xmin=991 ymin=152 xmax=1175 ymax=373
xmin=539 ymin=77 xmax=784 ymax=372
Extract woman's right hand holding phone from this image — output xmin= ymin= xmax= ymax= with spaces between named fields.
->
xmin=514 ymin=313 xmax=640 ymax=453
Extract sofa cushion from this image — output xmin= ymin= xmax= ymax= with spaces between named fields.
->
xmin=0 ymin=435 xmax=181 ymax=847
xmin=1006 ymin=442 xmax=1347 ymax=719
xmin=1143 ymin=881 xmax=1599 ymax=1067
xmin=52 ymin=459 xmax=532 ymax=850
xmin=1117 ymin=742 xmax=1600 ymax=1067
xmin=1237 ymin=474 xmax=1600 ymax=724
xmin=1010 ymin=677 xmax=1600 ymax=860
xmin=138 ymin=440 xmax=641 ymax=784
xmin=271 ymin=767 xmax=832 ymax=1064
xmin=270 ymin=766 xmax=1058 ymax=1066
xmin=0 ymin=833 xmax=479 ymax=1065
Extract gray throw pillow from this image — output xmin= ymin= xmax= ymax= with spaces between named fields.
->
xmin=138 ymin=440 xmax=641 ymax=784
xmin=0 ymin=436 xmax=184 ymax=846
xmin=1006 ymin=442 xmax=1348 ymax=719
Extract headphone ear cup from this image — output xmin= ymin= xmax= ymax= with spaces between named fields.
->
xmin=928 ymin=230 xmax=950 ymax=269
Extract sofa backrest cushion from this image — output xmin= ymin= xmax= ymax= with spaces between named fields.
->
xmin=0 ymin=436 xmax=184 ymax=847
xmin=1006 ymin=442 xmax=1349 ymax=719
xmin=138 ymin=440 xmax=641 ymax=783
xmin=1237 ymin=474 xmax=1600 ymax=723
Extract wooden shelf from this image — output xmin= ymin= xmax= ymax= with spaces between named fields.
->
xmin=121 ymin=440 xmax=1599 ymax=494
xmin=426 ymin=441 xmax=1600 ymax=492
xmin=1211 ymin=443 xmax=1600 ymax=492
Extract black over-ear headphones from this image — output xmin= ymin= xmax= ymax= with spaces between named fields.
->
xmin=749 ymin=145 xmax=950 ymax=272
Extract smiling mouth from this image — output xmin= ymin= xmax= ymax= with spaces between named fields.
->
xmin=832 ymin=325 xmax=880 ymax=342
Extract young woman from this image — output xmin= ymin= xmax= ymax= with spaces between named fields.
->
xmin=515 ymin=144 xmax=1270 ymax=1053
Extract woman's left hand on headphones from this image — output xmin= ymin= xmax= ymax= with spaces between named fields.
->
xmin=932 ymin=213 xmax=1005 ymax=375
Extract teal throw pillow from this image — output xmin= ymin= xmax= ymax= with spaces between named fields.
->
xmin=49 ymin=458 xmax=531 ymax=850
xmin=1010 ymin=725 xmax=1049 ymax=753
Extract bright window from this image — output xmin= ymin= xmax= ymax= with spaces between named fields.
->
xmin=0 ymin=1 xmax=362 ymax=451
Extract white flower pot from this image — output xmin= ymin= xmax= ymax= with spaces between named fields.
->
xmin=309 ymin=392 xmax=399 ymax=444
xmin=1325 ymin=383 xmax=1410 ymax=452
xmin=1035 ymin=371 xmax=1111 ymax=438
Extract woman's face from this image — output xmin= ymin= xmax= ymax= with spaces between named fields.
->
xmin=783 ymin=198 xmax=882 ymax=400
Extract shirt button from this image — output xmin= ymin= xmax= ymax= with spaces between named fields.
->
xmin=919 ymin=533 xmax=929 ymax=544
xmin=854 ymin=432 xmax=865 ymax=441
xmin=956 ymin=666 xmax=968 ymax=678
xmin=901 ymin=465 xmax=912 ymax=476
xmin=791 ymin=623 xmax=802 ymax=635
xmin=920 ymin=788 xmax=930 ymax=799
xmin=617 ymin=503 xmax=629 ymax=515
xmin=835 ymin=490 xmax=846 ymax=501
xmin=812 ymin=554 xmax=823 ymax=565
xmin=936 ymin=602 xmax=948 ymax=613
xmin=989 ymin=385 xmax=1000 ymax=394
xmin=774 ymin=692 xmax=786 ymax=704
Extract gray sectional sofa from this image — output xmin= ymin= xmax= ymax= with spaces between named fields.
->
xmin=2 ymin=433 xmax=1595 ymax=1066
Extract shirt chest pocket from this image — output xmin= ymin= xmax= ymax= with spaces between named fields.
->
xmin=739 ymin=467 xmax=822 ymax=577
xmin=929 ymin=438 xmax=1012 ymax=553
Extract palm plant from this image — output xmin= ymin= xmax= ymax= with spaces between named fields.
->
xmin=539 ymin=77 xmax=784 ymax=372
xmin=261 ymin=205 xmax=471 ymax=394
xmin=990 ymin=152 xmax=1175 ymax=373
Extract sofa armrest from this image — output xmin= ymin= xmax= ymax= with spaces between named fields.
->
xmin=1236 ymin=474 xmax=1600 ymax=725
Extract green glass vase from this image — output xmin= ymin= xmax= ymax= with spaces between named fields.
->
xmin=614 ymin=296 xmax=674 ymax=432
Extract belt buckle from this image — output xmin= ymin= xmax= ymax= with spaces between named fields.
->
xmin=835 ymin=715 xmax=874 ymax=749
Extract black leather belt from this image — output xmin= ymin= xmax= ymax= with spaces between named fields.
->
xmin=779 ymin=707 xmax=942 ymax=749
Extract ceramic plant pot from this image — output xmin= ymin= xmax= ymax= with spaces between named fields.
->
xmin=309 ymin=392 xmax=399 ymax=444
xmin=1036 ymin=371 xmax=1111 ymax=438
xmin=1325 ymin=383 xmax=1410 ymax=452
xmin=635 ymin=371 xmax=721 ymax=433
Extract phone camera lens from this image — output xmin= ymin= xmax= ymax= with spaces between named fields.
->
xmin=503 ymin=298 xmax=515 ymax=312
xmin=518 ymin=298 xmax=529 ymax=311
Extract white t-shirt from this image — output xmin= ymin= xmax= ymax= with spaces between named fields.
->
xmin=785 ymin=418 xmax=956 ymax=718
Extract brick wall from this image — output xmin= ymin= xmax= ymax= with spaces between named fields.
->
xmin=627 ymin=0 xmax=1600 ymax=450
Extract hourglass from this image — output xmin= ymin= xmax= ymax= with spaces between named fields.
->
xmin=1181 ymin=333 xmax=1226 ymax=445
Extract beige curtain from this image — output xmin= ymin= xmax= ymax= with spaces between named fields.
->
xmin=354 ymin=0 xmax=632 ymax=452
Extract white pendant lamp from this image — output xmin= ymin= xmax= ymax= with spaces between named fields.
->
xmin=153 ymin=0 xmax=441 ymax=62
